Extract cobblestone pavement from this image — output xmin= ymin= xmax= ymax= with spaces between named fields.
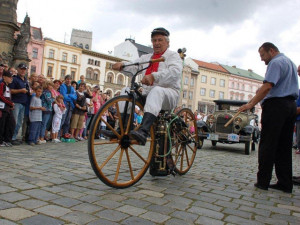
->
xmin=0 ymin=140 xmax=300 ymax=225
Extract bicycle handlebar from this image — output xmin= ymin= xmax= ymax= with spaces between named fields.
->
xmin=122 ymin=57 xmax=165 ymax=68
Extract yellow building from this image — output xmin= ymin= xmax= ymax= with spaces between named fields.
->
xmin=42 ymin=39 xmax=82 ymax=81
xmin=179 ymin=65 xmax=199 ymax=111
xmin=187 ymin=58 xmax=230 ymax=114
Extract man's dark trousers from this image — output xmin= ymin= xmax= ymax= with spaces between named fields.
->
xmin=258 ymin=97 xmax=296 ymax=190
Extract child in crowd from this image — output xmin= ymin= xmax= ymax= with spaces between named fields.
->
xmin=52 ymin=95 xmax=66 ymax=143
xmin=40 ymin=81 xmax=54 ymax=143
xmin=0 ymin=71 xmax=15 ymax=147
xmin=136 ymin=110 xmax=143 ymax=126
xmin=71 ymin=80 xmax=78 ymax=90
xmin=100 ymin=111 xmax=108 ymax=140
xmin=77 ymin=75 xmax=85 ymax=85
xmin=28 ymin=86 xmax=45 ymax=146
xmin=70 ymin=83 xmax=90 ymax=140
xmin=22 ymin=80 xmax=39 ymax=142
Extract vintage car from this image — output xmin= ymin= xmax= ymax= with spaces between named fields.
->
xmin=197 ymin=100 xmax=260 ymax=155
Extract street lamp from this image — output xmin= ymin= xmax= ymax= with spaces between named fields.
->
xmin=177 ymin=48 xmax=186 ymax=60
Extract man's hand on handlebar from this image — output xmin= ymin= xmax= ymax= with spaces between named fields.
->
xmin=112 ymin=62 xmax=124 ymax=71
xmin=141 ymin=74 xmax=154 ymax=86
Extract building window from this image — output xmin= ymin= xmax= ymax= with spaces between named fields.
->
xmin=189 ymin=91 xmax=193 ymax=100
xmin=71 ymin=70 xmax=76 ymax=80
xmin=47 ymin=65 xmax=53 ymax=77
xmin=117 ymin=76 xmax=124 ymax=85
xmin=49 ymin=49 xmax=54 ymax=59
xmin=231 ymin=82 xmax=234 ymax=88
xmin=220 ymin=79 xmax=225 ymax=87
xmin=94 ymin=60 xmax=100 ymax=66
xmin=200 ymin=88 xmax=206 ymax=96
xmin=211 ymin=77 xmax=216 ymax=85
xmin=86 ymin=68 xmax=92 ymax=79
xmin=62 ymin=53 xmax=67 ymax=62
xmin=93 ymin=72 xmax=98 ymax=80
xmin=237 ymin=83 xmax=239 ymax=90
xmin=31 ymin=65 xmax=36 ymax=74
xmin=32 ymin=48 xmax=38 ymax=59
xmin=107 ymin=73 xmax=114 ymax=83
xmin=79 ymin=43 xmax=83 ymax=49
xmin=235 ymin=94 xmax=239 ymax=100
xmin=72 ymin=55 xmax=77 ymax=63
xmin=183 ymin=90 xmax=187 ymax=99
xmin=61 ymin=68 xmax=66 ymax=79
xmin=219 ymin=91 xmax=224 ymax=99
xmin=184 ymin=76 xmax=189 ymax=85
xmin=85 ymin=44 xmax=89 ymax=50
xmin=188 ymin=105 xmax=192 ymax=110
xmin=73 ymin=42 xmax=77 ymax=47
xmin=190 ymin=78 xmax=194 ymax=87
xmin=242 ymin=84 xmax=245 ymax=90
xmin=209 ymin=90 xmax=215 ymax=98
xmin=201 ymin=75 xmax=207 ymax=83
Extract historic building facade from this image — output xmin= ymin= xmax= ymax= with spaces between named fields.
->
xmin=178 ymin=65 xmax=199 ymax=111
xmin=81 ymin=49 xmax=129 ymax=97
xmin=16 ymin=24 xmax=44 ymax=75
xmin=186 ymin=58 xmax=230 ymax=114
xmin=41 ymin=39 xmax=82 ymax=81
xmin=221 ymin=64 xmax=264 ymax=115
xmin=114 ymin=38 xmax=153 ymax=61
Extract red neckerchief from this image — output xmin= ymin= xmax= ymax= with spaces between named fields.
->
xmin=145 ymin=51 xmax=165 ymax=76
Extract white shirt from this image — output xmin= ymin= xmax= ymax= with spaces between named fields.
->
xmin=123 ymin=49 xmax=183 ymax=93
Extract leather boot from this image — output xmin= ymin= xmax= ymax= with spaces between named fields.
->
xmin=101 ymin=113 xmax=128 ymax=139
xmin=130 ymin=112 xmax=157 ymax=145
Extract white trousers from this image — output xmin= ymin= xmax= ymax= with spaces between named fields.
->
xmin=52 ymin=115 xmax=62 ymax=133
xmin=119 ymin=86 xmax=179 ymax=116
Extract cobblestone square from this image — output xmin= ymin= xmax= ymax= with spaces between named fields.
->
xmin=0 ymin=140 xmax=299 ymax=224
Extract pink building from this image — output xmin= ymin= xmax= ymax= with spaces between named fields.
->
xmin=221 ymin=64 xmax=264 ymax=116
xmin=17 ymin=23 xmax=44 ymax=75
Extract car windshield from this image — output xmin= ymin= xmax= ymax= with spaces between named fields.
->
xmin=217 ymin=104 xmax=240 ymax=111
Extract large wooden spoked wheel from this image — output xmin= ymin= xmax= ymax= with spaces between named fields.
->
xmin=171 ymin=108 xmax=198 ymax=175
xmin=88 ymin=96 xmax=155 ymax=188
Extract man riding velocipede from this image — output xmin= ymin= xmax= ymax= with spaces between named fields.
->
xmin=101 ymin=27 xmax=183 ymax=145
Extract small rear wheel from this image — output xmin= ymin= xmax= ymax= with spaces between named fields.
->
xmin=245 ymin=141 xmax=250 ymax=155
xmin=197 ymin=128 xmax=204 ymax=149
xmin=211 ymin=141 xmax=217 ymax=147
xmin=170 ymin=108 xmax=198 ymax=175
xmin=88 ymin=96 xmax=155 ymax=188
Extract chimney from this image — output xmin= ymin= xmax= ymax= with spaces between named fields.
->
xmin=125 ymin=38 xmax=135 ymax=43
xmin=248 ymin=69 xmax=253 ymax=72
xmin=232 ymin=65 xmax=236 ymax=68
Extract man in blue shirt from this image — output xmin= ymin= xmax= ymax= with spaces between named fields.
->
xmin=9 ymin=63 xmax=30 ymax=145
xmin=239 ymin=42 xmax=298 ymax=193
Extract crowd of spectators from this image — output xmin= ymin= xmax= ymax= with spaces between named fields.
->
xmin=0 ymin=63 xmax=114 ymax=147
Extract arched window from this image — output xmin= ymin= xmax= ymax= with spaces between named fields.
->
xmin=79 ymin=43 xmax=83 ymax=49
xmin=86 ymin=68 xmax=92 ymax=79
xmin=117 ymin=75 xmax=124 ymax=85
xmin=85 ymin=44 xmax=89 ymax=50
xmin=73 ymin=42 xmax=77 ymax=47
xmin=107 ymin=72 xmax=114 ymax=83
xmin=93 ymin=69 xmax=100 ymax=81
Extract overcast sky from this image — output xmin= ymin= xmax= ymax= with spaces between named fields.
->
xmin=17 ymin=0 xmax=300 ymax=77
